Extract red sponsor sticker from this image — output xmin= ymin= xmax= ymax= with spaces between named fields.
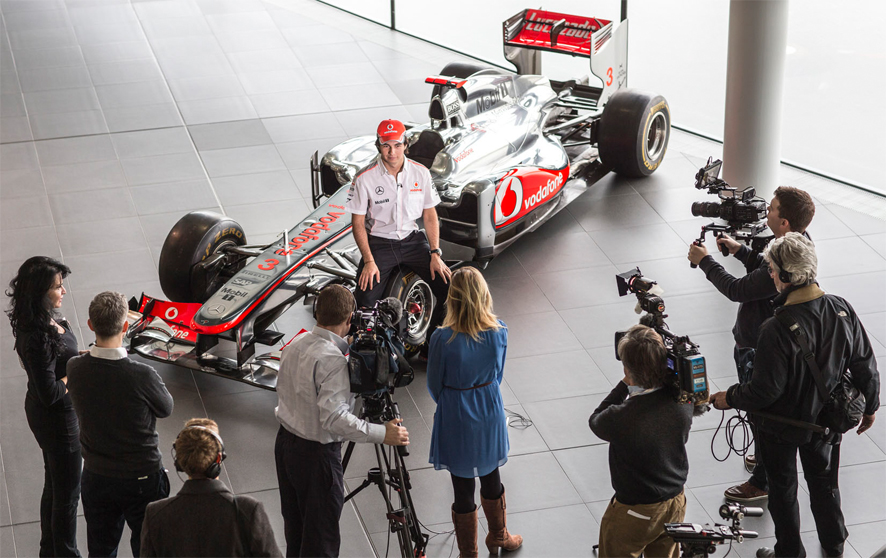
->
xmin=494 ymin=167 xmax=569 ymax=228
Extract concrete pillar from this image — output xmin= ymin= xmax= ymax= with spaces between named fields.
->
xmin=722 ymin=0 xmax=789 ymax=197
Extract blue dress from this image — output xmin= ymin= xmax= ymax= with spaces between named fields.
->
xmin=427 ymin=321 xmax=509 ymax=478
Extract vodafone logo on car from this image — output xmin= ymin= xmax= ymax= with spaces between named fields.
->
xmin=495 ymin=176 xmax=523 ymax=225
xmin=524 ymin=173 xmax=564 ymax=210
xmin=494 ymin=168 xmax=568 ymax=227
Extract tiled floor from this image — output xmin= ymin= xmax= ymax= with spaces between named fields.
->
xmin=1 ymin=1 xmax=885 ymax=557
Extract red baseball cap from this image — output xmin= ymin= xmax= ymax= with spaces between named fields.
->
xmin=377 ymin=119 xmax=406 ymax=144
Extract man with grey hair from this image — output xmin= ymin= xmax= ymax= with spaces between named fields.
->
xmin=710 ymin=233 xmax=880 ymax=558
xmin=67 ymin=291 xmax=173 ymax=557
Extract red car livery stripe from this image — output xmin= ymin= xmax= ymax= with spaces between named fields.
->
xmin=506 ymin=9 xmax=610 ymax=57
xmin=494 ymin=166 xmax=569 ymax=228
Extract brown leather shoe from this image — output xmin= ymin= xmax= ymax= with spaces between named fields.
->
xmin=480 ymin=485 xmax=523 ymax=555
xmin=452 ymin=506 xmax=479 ymax=558
xmin=744 ymin=453 xmax=757 ymax=473
xmin=724 ymin=481 xmax=768 ymax=503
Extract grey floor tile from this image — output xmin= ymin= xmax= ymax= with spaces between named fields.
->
xmin=821 ymin=272 xmax=886 ymax=314
xmin=236 ymin=68 xmax=314 ymax=96
xmin=34 ymin=133 xmax=117 ymax=165
xmin=260 ymin=112 xmax=346 ymax=144
xmin=94 ymin=79 xmax=175 ymax=109
xmin=196 ymin=0 xmax=266 ymax=16
xmin=111 ymin=127 xmax=194 ymax=159
xmin=560 ymin=301 xmax=644 ymax=350
xmin=0 ymin=168 xmax=45 ymax=199
xmin=506 ymin=350 xmax=613 ymax=404
xmin=29 ymin=109 xmax=108 ymax=140
xmin=589 ymin=223 xmax=690 ymax=264
xmin=0 ymin=225 xmax=60 ymax=264
xmin=0 ymin=195 xmax=53 ymax=230
xmin=387 ymin=78 xmax=430 ymax=106
xmin=129 ymin=178 xmax=217 ymax=215
xmin=531 ymin=265 xmax=625 ymax=311
xmin=569 ymin=190 xmax=666 ymax=232
xmin=357 ymin=40 xmax=413 ymax=61
xmin=369 ymin=56 xmax=441 ymax=82
xmin=79 ymin=40 xmax=154 ymax=65
xmin=498 ymin=451 xmax=584 ymax=513
xmin=211 ymin=170 xmax=299 ymax=206
xmin=227 ymin=48 xmax=302 ymax=74
xmin=332 ymin=105 xmax=412 ymax=138
xmin=56 ymin=216 xmax=147 ymax=257
xmin=306 ymin=62 xmax=385 ymax=89
xmin=0 ymin=526 xmax=12 ymax=555
xmin=72 ymin=22 xmax=146 ymax=46
xmin=18 ymin=64 xmax=91 ymax=92
xmin=0 ymin=116 xmax=33 ymax=143
xmin=199 ymin=144 xmax=285 ymax=177
xmin=318 ymin=82 xmax=401 ymax=112
xmin=9 ymin=45 xmax=84 ymax=71
xmin=214 ymin=28 xmax=289 ymax=53
xmin=838 ymin=462 xmax=886 ymax=525
xmin=206 ymin=10 xmax=276 ymax=34
xmin=140 ymin=15 xmax=213 ymax=40
xmin=0 ymin=142 xmax=40 ymax=170
xmin=523 ymin=395 xmax=601 ymax=451
xmin=0 ymin=93 xmax=26 ymax=117
xmin=42 ymin=159 xmax=128 ymax=193
xmin=861 ymin=232 xmax=886 ymax=259
xmin=121 ymin=152 xmax=206 ymax=186
xmin=249 ymin=89 xmax=329 ymax=119
xmin=494 ymin=311 xmax=582 ymax=359
xmin=484 ymin=274 xmax=553 ymax=316
xmin=66 ymin=4 xmax=139 ymax=28
xmin=177 ymin=95 xmax=257 ymax=125
xmin=815 ymin=236 xmax=886 ymax=278
xmin=827 ymin=203 xmax=886 ymax=236
xmin=224 ymin=198 xmax=312 ymax=237
xmin=188 ymin=119 xmax=272 ymax=151
xmin=49 ymin=187 xmax=136 ymax=225
xmin=659 ymin=290 xmax=740 ymax=337
xmin=552 ymin=444 xmax=613 ymax=504
xmin=805 ymin=203 xmax=857 ymax=241
xmin=482 ymin=250 xmax=529 ymax=280
xmin=281 ymin=23 xmax=353 ymax=48
xmin=512 ymin=231 xmax=612 ymax=274
xmin=687 ymin=330 xmax=741 ymax=381
xmin=167 ymin=74 xmax=246 ymax=102
xmin=103 ymin=102 xmax=183 ymax=133
xmin=847 ymin=520 xmax=886 ymax=558
xmin=63 ymin=247 xmax=157 ymax=291
xmin=503 ymin=403 xmax=550 ymax=456
xmin=292 ymin=42 xmax=369 ymax=68
xmin=275 ymin=136 xmax=348 ymax=171
xmin=7 ymin=25 xmax=78 ymax=51
xmin=87 ymin=59 xmax=164 ymax=86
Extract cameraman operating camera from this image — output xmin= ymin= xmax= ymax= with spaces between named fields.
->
xmin=687 ymin=186 xmax=814 ymax=503
xmin=274 ymin=285 xmax=409 ymax=558
xmin=590 ymin=325 xmax=693 ymax=558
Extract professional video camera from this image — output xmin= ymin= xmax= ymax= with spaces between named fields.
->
xmin=665 ymin=503 xmax=762 ymax=558
xmin=348 ymin=298 xmax=414 ymax=397
xmin=689 ymin=158 xmax=772 ymax=268
xmin=615 ymin=268 xmax=709 ymax=409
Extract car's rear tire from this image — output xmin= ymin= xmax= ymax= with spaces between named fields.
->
xmin=159 ymin=211 xmax=247 ymax=303
xmin=598 ymin=89 xmax=670 ymax=177
xmin=384 ymin=270 xmax=435 ymax=356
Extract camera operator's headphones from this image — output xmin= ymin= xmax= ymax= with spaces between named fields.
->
xmin=172 ymin=425 xmax=226 ymax=479
xmin=768 ymin=245 xmax=792 ymax=284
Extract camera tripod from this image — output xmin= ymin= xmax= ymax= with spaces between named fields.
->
xmin=665 ymin=503 xmax=761 ymax=558
xmin=342 ymin=391 xmax=428 ymax=558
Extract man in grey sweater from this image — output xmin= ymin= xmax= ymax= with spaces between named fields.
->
xmin=67 ymin=291 xmax=173 ymax=557
xmin=589 ymin=325 xmax=694 ymax=558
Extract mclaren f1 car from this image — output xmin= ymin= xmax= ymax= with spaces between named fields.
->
xmin=125 ymin=8 xmax=672 ymax=390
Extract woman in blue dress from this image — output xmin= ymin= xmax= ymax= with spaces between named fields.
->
xmin=427 ymin=267 xmax=522 ymax=557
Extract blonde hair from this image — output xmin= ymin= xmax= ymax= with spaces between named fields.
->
xmin=441 ymin=267 xmax=502 ymax=342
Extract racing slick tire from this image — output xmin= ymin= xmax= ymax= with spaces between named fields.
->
xmin=598 ymin=89 xmax=670 ymax=178
xmin=384 ymin=270 xmax=435 ymax=357
xmin=159 ymin=211 xmax=247 ymax=303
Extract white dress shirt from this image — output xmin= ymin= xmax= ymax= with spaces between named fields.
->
xmin=275 ymin=326 xmax=385 ymax=445
xmin=345 ymin=156 xmax=440 ymax=240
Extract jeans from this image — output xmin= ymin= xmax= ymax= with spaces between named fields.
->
xmin=81 ymin=468 xmax=170 ymax=557
xmin=734 ymin=345 xmax=769 ymax=492
xmin=275 ymin=426 xmax=344 ymax=558
xmin=38 ymin=447 xmax=82 ymax=557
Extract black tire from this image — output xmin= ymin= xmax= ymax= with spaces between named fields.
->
xmin=159 ymin=211 xmax=247 ymax=303
xmin=598 ymin=89 xmax=671 ymax=177
xmin=432 ymin=61 xmax=495 ymax=99
xmin=384 ymin=270 xmax=435 ymax=356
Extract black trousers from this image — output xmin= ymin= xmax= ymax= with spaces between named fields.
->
xmin=735 ymin=345 xmax=768 ymax=491
xmin=450 ymin=468 xmax=503 ymax=514
xmin=81 ymin=468 xmax=170 ymax=557
xmin=354 ymin=231 xmax=449 ymax=346
xmin=38 ymin=446 xmax=82 ymax=557
xmin=758 ymin=432 xmax=847 ymax=557
xmin=275 ymin=426 xmax=344 ymax=558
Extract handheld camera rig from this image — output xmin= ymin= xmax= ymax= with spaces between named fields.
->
xmin=689 ymin=158 xmax=772 ymax=268
xmin=615 ymin=268 xmax=709 ymax=409
xmin=665 ymin=503 xmax=762 ymax=558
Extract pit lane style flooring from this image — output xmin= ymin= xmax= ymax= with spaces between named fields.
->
xmin=1 ymin=1 xmax=885 ymax=557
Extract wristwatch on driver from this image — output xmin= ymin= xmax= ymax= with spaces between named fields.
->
xmin=429 ymin=248 xmax=443 ymax=258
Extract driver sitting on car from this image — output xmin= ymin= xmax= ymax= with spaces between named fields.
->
xmin=345 ymin=119 xmax=452 ymax=356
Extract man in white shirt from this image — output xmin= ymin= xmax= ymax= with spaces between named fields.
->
xmin=274 ymin=284 xmax=409 ymax=558
xmin=345 ymin=119 xmax=452 ymax=353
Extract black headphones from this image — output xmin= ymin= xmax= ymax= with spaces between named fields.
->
xmin=173 ymin=425 xmax=226 ymax=479
xmin=768 ymin=245 xmax=792 ymax=284
xmin=312 ymin=284 xmax=357 ymax=321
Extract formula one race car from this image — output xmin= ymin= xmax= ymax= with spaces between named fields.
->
xmin=125 ymin=8 xmax=671 ymax=390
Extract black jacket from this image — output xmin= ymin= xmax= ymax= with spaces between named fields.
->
xmin=698 ymin=244 xmax=777 ymax=349
xmin=141 ymin=479 xmax=281 ymax=557
xmin=726 ymin=284 xmax=881 ymax=444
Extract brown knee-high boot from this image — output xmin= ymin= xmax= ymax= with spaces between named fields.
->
xmin=480 ymin=485 xmax=523 ymax=554
xmin=452 ymin=506 xmax=479 ymax=558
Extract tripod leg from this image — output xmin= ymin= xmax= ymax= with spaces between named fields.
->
xmin=372 ymin=444 xmax=414 ymax=558
xmin=342 ymin=441 xmax=357 ymax=473
xmin=391 ymin=448 xmax=428 ymax=557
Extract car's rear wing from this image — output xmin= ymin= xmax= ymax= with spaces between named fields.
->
xmin=503 ymin=8 xmax=628 ymax=107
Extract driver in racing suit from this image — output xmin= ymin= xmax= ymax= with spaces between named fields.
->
xmin=345 ymin=119 xmax=451 ymax=354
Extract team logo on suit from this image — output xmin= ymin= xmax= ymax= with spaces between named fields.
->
xmin=375 ymin=186 xmax=385 ymax=195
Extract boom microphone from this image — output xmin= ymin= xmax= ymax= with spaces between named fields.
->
xmin=378 ymin=297 xmax=403 ymax=328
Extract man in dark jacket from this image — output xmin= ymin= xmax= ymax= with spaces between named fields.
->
xmin=710 ymin=233 xmax=879 ymax=558
xmin=67 ymin=291 xmax=174 ymax=557
xmin=140 ymin=419 xmax=282 ymax=557
xmin=590 ymin=325 xmax=693 ymax=558
xmin=688 ymin=186 xmax=815 ymax=503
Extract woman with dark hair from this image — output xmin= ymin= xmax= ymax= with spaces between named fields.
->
xmin=6 ymin=256 xmax=82 ymax=557
xmin=427 ymin=267 xmax=522 ymax=557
